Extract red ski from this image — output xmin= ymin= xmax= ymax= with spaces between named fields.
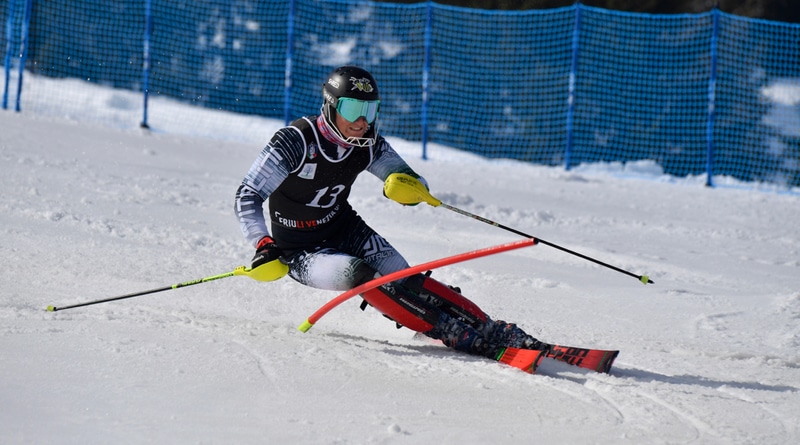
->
xmin=544 ymin=345 xmax=619 ymax=374
xmin=494 ymin=347 xmax=546 ymax=374
xmin=413 ymin=333 xmax=615 ymax=374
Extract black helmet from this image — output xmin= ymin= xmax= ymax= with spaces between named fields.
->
xmin=323 ymin=65 xmax=380 ymax=103
xmin=321 ymin=66 xmax=380 ymax=147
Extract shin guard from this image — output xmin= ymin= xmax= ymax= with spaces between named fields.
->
xmin=360 ymin=283 xmax=440 ymax=332
xmin=405 ymin=273 xmax=488 ymax=327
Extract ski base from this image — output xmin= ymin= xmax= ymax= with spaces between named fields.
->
xmin=495 ymin=347 xmax=546 ymax=374
xmin=545 ymin=345 xmax=619 ymax=374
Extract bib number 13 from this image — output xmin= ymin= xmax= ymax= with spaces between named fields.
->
xmin=308 ymin=185 xmax=345 ymax=208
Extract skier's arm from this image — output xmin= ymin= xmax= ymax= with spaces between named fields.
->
xmin=367 ymin=137 xmax=428 ymax=205
xmin=234 ymin=127 xmax=305 ymax=247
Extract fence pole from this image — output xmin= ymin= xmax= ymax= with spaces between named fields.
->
xmin=13 ymin=0 xmax=32 ymax=112
xmin=564 ymin=3 xmax=582 ymax=171
xmin=421 ymin=1 xmax=433 ymax=160
xmin=283 ymin=0 xmax=296 ymax=126
xmin=141 ymin=0 xmax=153 ymax=129
xmin=2 ymin=0 xmax=17 ymax=110
xmin=705 ymin=8 xmax=720 ymax=187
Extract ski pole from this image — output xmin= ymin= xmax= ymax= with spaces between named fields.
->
xmin=440 ymin=201 xmax=653 ymax=284
xmin=384 ymin=173 xmax=653 ymax=285
xmin=46 ymin=260 xmax=288 ymax=312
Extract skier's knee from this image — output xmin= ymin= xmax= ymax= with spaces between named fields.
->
xmin=351 ymin=260 xmax=379 ymax=286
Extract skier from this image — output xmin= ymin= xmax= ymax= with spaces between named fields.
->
xmin=234 ymin=65 xmax=550 ymax=361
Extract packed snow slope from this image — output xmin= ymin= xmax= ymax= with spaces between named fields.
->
xmin=1 ymin=107 xmax=799 ymax=444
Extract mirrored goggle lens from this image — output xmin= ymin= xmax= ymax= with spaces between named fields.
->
xmin=337 ymin=98 xmax=380 ymax=123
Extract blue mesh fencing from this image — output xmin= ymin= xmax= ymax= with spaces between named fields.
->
xmin=147 ymin=0 xmax=288 ymax=117
xmin=572 ymin=8 xmax=713 ymax=177
xmin=2 ymin=0 xmax=800 ymax=189
xmin=426 ymin=5 xmax=574 ymax=163
xmin=289 ymin=0 xmax=428 ymax=140
xmin=715 ymin=14 xmax=800 ymax=187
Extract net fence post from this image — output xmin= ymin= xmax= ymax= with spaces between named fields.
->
xmin=564 ymin=3 xmax=582 ymax=171
xmin=141 ymin=0 xmax=152 ymax=129
xmin=14 ymin=0 xmax=32 ymax=112
xmin=283 ymin=0 xmax=296 ymax=126
xmin=2 ymin=0 xmax=17 ymax=110
xmin=705 ymin=7 xmax=720 ymax=188
xmin=421 ymin=0 xmax=433 ymax=161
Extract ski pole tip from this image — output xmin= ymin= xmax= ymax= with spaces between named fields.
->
xmin=46 ymin=305 xmax=56 ymax=312
xmin=297 ymin=319 xmax=314 ymax=333
xmin=640 ymin=275 xmax=654 ymax=285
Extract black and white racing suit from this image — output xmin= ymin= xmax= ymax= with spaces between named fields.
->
xmin=234 ymin=115 xmax=546 ymax=358
xmin=234 ymin=115 xmax=418 ymax=290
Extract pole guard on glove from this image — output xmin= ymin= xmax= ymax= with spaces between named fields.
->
xmin=383 ymin=173 xmax=441 ymax=207
xmin=249 ymin=236 xmax=289 ymax=282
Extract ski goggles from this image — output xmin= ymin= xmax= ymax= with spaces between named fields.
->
xmin=336 ymin=97 xmax=380 ymax=124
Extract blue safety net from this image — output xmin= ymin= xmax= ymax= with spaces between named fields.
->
xmin=571 ymin=8 xmax=712 ymax=177
xmin=714 ymin=14 xmax=800 ymax=186
xmin=2 ymin=0 xmax=800 ymax=188
xmin=289 ymin=0 xmax=428 ymax=140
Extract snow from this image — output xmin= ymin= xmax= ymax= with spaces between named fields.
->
xmin=761 ymin=78 xmax=800 ymax=138
xmin=2 ymin=81 xmax=800 ymax=445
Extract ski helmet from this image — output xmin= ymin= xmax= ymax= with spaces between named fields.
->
xmin=321 ymin=65 xmax=380 ymax=147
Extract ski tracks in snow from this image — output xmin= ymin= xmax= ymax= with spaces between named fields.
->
xmin=166 ymin=308 xmax=799 ymax=444
xmin=585 ymin=366 xmax=795 ymax=444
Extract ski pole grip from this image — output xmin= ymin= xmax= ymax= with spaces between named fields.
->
xmin=384 ymin=173 xmax=442 ymax=207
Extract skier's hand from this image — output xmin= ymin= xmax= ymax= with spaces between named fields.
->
xmin=383 ymin=173 xmax=430 ymax=206
xmin=252 ymin=236 xmax=284 ymax=269
xmin=246 ymin=236 xmax=288 ymax=282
